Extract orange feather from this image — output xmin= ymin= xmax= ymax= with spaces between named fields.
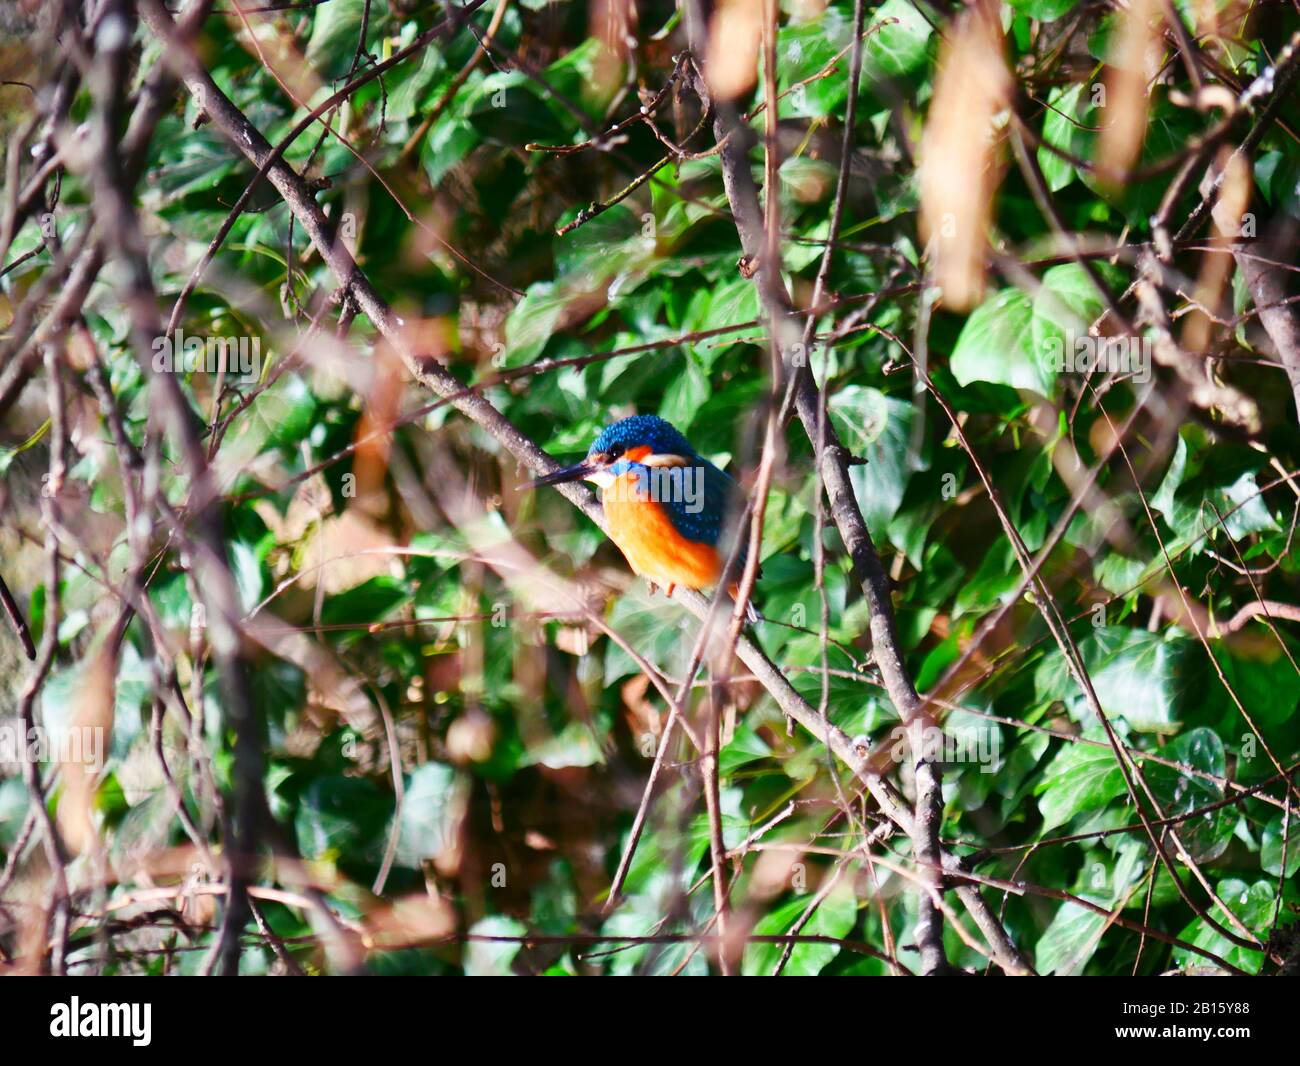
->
xmin=602 ymin=470 xmax=722 ymax=591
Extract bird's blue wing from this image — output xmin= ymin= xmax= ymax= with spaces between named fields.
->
xmin=661 ymin=461 xmax=746 ymax=559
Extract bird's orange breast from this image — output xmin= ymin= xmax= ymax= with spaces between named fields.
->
xmin=602 ymin=471 xmax=722 ymax=590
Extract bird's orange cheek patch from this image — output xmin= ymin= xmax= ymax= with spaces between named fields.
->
xmin=624 ymin=444 xmax=652 ymax=463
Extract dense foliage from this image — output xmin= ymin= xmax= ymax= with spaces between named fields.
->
xmin=2 ymin=0 xmax=1300 ymax=976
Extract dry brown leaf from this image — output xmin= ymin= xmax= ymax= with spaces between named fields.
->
xmin=1098 ymin=0 xmax=1161 ymax=183
xmin=246 ymin=613 xmax=379 ymax=730
xmin=590 ymin=0 xmax=636 ymax=96
xmin=252 ymin=471 xmax=334 ymax=546
xmin=296 ymin=509 xmax=401 ymax=595
xmin=1184 ymin=149 xmax=1251 ymax=353
xmin=620 ymin=673 xmax=658 ymax=740
xmin=706 ymin=0 xmax=764 ymax=101
xmin=1193 ymin=0 xmax=1219 ymax=39
xmin=918 ymin=2 xmax=1010 ymax=311
xmin=750 ymin=846 xmax=807 ymax=901
xmin=554 ymin=624 xmax=590 ymax=657
xmin=352 ymin=339 xmax=408 ymax=518
xmin=362 ymin=893 xmax=457 ymax=951
xmin=56 ymin=642 xmax=116 ymax=854
xmin=225 ymin=7 xmax=322 ymax=115
xmin=446 ymin=707 xmax=496 ymax=764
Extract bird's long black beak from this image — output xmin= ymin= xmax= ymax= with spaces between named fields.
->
xmin=521 ymin=461 xmax=596 ymax=489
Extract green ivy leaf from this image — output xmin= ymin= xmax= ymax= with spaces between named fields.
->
xmin=294 ymin=776 xmax=389 ymax=862
xmin=1035 ymin=627 xmax=1198 ymax=733
xmin=1035 ymin=898 xmax=1108 ymax=975
xmin=1038 ymin=742 xmax=1128 ymax=831
xmin=465 ymin=915 xmax=528 ymax=976
xmin=950 ymin=288 xmax=1054 ymax=396
xmin=1007 ymin=0 xmax=1080 ymax=21
xmin=1145 ymin=728 xmax=1233 ymax=862
xmin=863 ymin=0 xmax=935 ymax=82
xmin=1031 ymin=263 xmax=1112 ymax=364
xmin=1037 ymin=83 xmax=1092 ymax=193
xmin=741 ymin=882 xmax=858 ymax=976
xmin=829 ymin=385 xmax=916 ymax=532
xmin=1262 ymin=816 xmax=1300 ymax=878
xmin=392 ymin=763 xmax=469 ymax=868
xmin=1173 ymin=879 xmax=1275 ymax=974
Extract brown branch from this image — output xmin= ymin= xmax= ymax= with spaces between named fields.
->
xmin=679 ymin=0 xmax=958 ymax=973
xmin=1213 ymin=598 xmax=1300 ymax=637
xmin=89 ymin=0 xmax=266 ymax=977
xmin=13 ymin=342 xmax=73 ymax=975
xmin=1234 ymin=219 xmax=1300 ymax=420
xmin=0 ymin=569 xmax=36 ymax=661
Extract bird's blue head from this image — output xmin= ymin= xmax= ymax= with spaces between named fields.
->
xmin=524 ymin=415 xmax=698 ymax=489
xmin=587 ymin=415 xmax=695 ymax=465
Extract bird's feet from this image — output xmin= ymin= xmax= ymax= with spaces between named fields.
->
xmin=646 ymin=580 xmax=658 ymax=596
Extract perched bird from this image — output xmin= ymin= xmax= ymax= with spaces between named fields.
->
xmin=526 ymin=415 xmax=759 ymax=617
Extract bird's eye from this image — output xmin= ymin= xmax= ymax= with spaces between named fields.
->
xmin=606 ymin=444 xmax=624 ymax=460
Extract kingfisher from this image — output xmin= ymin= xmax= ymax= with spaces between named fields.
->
xmin=525 ymin=415 xmax=759 ymax=618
